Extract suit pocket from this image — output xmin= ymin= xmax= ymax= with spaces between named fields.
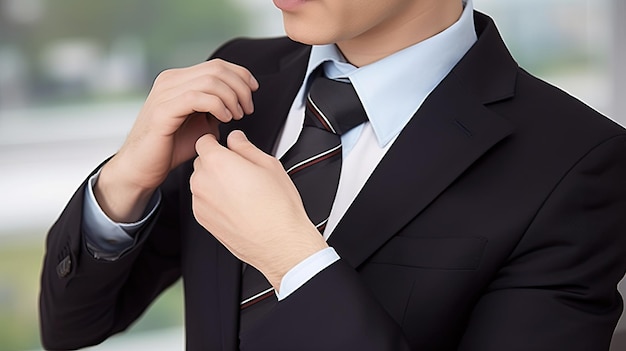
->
xmin=368 ymin=236 xmax=487 ymax=270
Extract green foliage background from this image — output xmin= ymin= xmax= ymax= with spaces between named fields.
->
xmin=0 ymin=235 xmax=185 ymax=351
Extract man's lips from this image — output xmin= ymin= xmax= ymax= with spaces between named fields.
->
xmin=273 ymin=0 xmax=307 ymax=12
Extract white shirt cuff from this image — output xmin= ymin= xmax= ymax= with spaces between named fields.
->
xmin=82 ymin=170 xmax=161 ymax=260
xmin=275 ymin=247 xmax=340 ymax=301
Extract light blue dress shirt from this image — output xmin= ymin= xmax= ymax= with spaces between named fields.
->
xmin=83 ymin=0 xmax=477 ymax=299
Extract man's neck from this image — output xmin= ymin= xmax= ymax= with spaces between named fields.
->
xmin=336 ymin=0 xmax=465 ymax=67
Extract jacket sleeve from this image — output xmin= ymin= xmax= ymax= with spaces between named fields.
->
xmin=458 ymin=135 xmax=626 ymax=351
xmin=39 ymin=164 xmax=185 ymax=350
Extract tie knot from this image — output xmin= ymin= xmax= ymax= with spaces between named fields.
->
xmin=305 ymin=73 xmax=368 ymax=136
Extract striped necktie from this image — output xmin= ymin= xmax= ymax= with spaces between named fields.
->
xmin=239 ymin=71 xmax=368 ymax=332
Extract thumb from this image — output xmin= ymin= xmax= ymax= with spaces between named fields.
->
xmin=195 ymin=132 xmax=220 ymax=156
xmin=227 ymin=130 xmax=271 ymax=164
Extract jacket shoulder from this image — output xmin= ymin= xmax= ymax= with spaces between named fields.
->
xmin=512 ymin=68 xmax=625 ymax=139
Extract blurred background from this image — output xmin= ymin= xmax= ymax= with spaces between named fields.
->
xmin=0 ymin=0 xmax=624 ymax=350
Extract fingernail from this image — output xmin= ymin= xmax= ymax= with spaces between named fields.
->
xmin=250 ymin=76 xmax=259 ymax=89
xmin=230 ymin=130 xmax=247 ymax=141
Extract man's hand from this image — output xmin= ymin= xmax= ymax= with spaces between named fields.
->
xmin=95 ymin=59 xmax=259 ymax=223
xmin=191 ymin=131 xmax=329 ymax=290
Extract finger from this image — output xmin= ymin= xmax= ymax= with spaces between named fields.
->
xmin=189 ymin=163 xmax=197 ymax=194
xmin=190 ymin=154 xmax=205 ymax=196
xmin=155 ymin=59 xmax=258 ymax=92
xmin=158 ymin=69 xmax=256 ymax=121
xmin=169 ymin=112 xmax=215 ymax=167
xmin=161 ymin=91 xmax=233 ymax=123
xmin=226 ymin=130 xmax=275 ymax=166
xmin=195 ymin=133 xmax=220 ymax=156
xmin=191 ymin=61 xmax=258 ymax=115
xmin=182 ymin=74 xmax=249 ymax=119
xmin=216 ymin=59 xmax=259 ymax=91
xmin=192 ymin=134 xmax=223 ymax=195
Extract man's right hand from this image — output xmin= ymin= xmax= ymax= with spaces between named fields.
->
xmin=94 ymin=59 xmax=259 ymax=223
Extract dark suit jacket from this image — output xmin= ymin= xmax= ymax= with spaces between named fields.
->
xmin=40 ymin=12 xmax=626 ymax=351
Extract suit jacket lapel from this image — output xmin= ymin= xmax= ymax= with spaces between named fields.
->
xmin=214 ymin=42 xmax=311 ymax=349
xmin=220 ymin=45 xmax=311 ymax=153
xmin=328 ymin=12 xmax=518 ymax=269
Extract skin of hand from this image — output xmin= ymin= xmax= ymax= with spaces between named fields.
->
xmin=191 ymin=131 xmax=329 ymax=291
xmin=94 ymin=59 xmax=259 ymax=223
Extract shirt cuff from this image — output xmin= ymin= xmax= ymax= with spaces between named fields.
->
xmin=275 ymin=247 xmax=340 ymax=301
xmin=82 ymin=170 xmax=161 ymax=260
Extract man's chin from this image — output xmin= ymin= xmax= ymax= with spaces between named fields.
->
xmin=283 ymin=23 xmax=335 ymax=46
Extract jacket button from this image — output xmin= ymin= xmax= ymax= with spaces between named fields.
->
xmin=56 ymin=256 xmax=72 ymax=278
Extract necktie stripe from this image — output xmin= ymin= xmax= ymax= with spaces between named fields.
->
xmin=306 ymin=96 xmax=336 ymax=133
xmin=315 ymin=218 xmax=329 ymax=229
xmin=240 ymin=287 xmax=275 ymax=309
xmin=285 ymin=144 xmax=341 ymax=175
xmin=316 ymin=218 xmax=329 ymax=233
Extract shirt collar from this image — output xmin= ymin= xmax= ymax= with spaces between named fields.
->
xmin=303 ymin=0 xmax=478 ymax=147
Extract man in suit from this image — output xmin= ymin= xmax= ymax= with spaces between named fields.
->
xmin=40 ymin=0 xmax=626 ymax=350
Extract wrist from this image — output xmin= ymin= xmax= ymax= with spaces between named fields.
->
xmin=263 ymin=230 xmax=329 ymax=292
xmin=94 ymin=159 xmax=157 ymax=223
